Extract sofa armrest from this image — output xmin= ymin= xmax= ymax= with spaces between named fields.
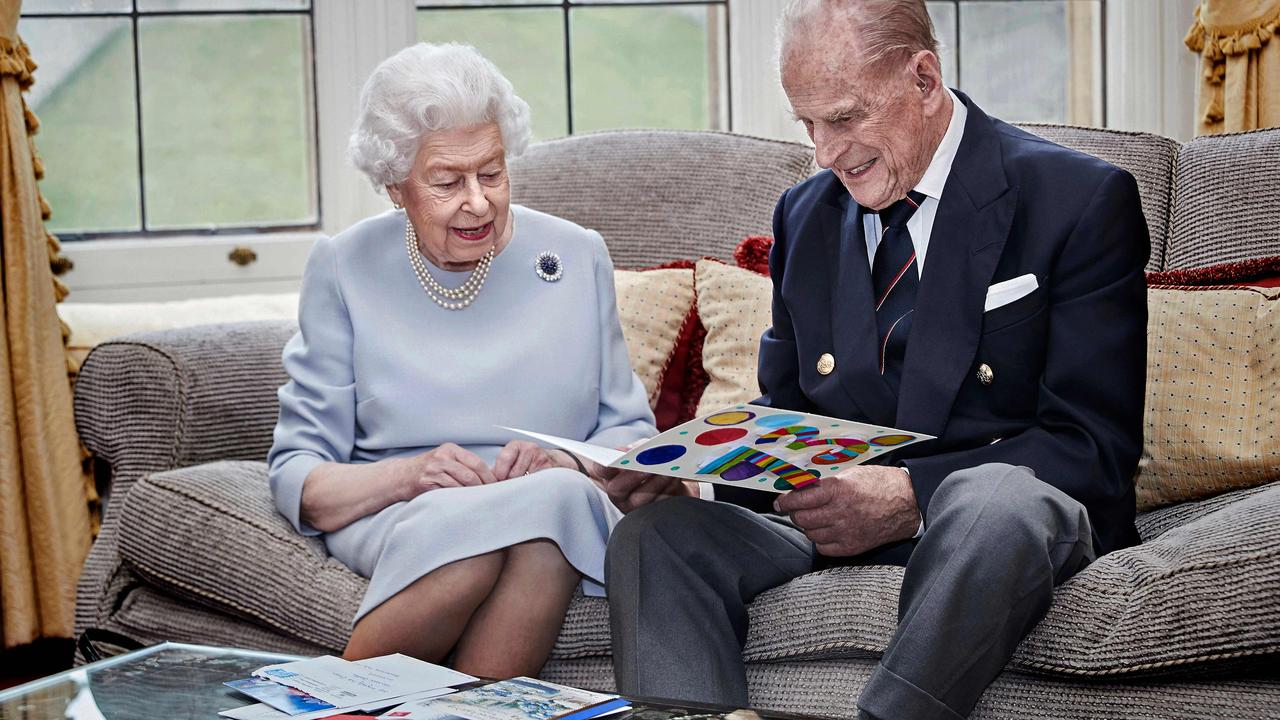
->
xmin=73 ymin=319 xmax=297 ymax=510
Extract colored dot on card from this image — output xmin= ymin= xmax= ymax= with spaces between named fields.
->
xmin=754 ymin=414 xmax=805 ymax=428
xmin=706 ymin=410 xmax=756 ymax=426
xmin=636 ymin=444 xmax=687 ymax=465
xmin=679 ymin=431 xmax=689 ymax=435
xmin=670 ymin=466 xmax=681 ymax=471
xmin=871 ymin=434 xmax=915 ymax=446
xmin=620 ymin=460 xmax=630 ymax=465
xmin=830 ymin=466 xmax=841 ymax=471
xmin=695 ymin=427 xmax=749 ymax=445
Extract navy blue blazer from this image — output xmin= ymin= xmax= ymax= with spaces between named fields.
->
xmin=723 ymin=93 xmax=1147 ymax=557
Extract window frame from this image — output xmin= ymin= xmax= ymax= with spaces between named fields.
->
xmin=38 ymin=0 xmax=1192 ymax=302
xmin=415 ymin=0 xmax=732 ymax=138
xmin=21 ymin=1 xmax=322 ymax=241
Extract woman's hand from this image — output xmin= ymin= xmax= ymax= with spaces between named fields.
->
xmin=400 ymin=443 xmax=497 ymax=498
xmin=492 ymin=440 xmax=569 ymax=481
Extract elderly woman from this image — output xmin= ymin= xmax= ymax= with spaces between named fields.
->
xmin=267 ymin=43 xmax=666 ymax=677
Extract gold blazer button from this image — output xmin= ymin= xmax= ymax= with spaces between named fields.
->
xmin=977 ymin=363 xmax=994 ymax=385
xmin=817 ymin=353 xmax=836 ymax=375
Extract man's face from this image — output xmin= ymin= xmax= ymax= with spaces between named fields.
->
xmin=782 ymin=44 xmax=938 ymax=211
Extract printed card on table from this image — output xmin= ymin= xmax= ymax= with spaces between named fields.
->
xmin=508 ymin=404 xmax=933 ymax=494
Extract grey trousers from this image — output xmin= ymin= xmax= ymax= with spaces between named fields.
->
xmin=605 ymin=463 xmax=1097 ymax=720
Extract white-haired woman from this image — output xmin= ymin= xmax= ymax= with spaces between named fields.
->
xmin=267 ymin=43 xmax=663 ymax=676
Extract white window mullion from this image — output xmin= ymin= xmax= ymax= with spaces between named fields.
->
xmin=728 ymin=0 xmax=808 ymax=144
xmin=314 ymin=0 xmax=417 ymax=237
xmin=1105 ymin=0 xmax=1199 ymax=141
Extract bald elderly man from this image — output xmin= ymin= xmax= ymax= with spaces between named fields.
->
xmin=601 ymin=1 xmax=1148 ymax=718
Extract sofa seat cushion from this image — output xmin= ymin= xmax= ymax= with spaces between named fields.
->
xmin=117 ymin=461 xmax=366 ymax=652
xmin=118 ymin=463 xmax=1280 ymax=678
xmin=113 ymin=460 xmax=617 ymax=659
xmin=746 ymin=481 xmax=1280 ymax=677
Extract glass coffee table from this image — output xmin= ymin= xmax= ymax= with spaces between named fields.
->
xmin=0 ymin=642 xmax=816 ymax=720
xmin=0 ymin=642 xmax=302 ymax=719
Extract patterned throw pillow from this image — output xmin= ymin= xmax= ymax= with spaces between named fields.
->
xmin=693 ymin=259 xmax=774 ymax=416
xmin=1137 ymin=286 xmax=1280 ymax=510
xmin=612 ymin=268 xmax=696 ymax=418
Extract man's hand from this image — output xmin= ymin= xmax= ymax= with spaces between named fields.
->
xmin=596 ymin=466 xmax=697 ymax=513
xmin=774 ymin=466 xmax=920 ymax=557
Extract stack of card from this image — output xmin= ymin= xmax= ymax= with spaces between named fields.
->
xmin=220 ymin=654 xmax=474 ymax=719
xmin=377 ymin=676 xmax=629 ymax=720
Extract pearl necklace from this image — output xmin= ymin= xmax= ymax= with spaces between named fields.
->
xmin=404 ymin=219 xmax=494 ymax=311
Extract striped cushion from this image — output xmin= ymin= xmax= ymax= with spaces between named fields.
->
xmin=510 ymin=130 xmax=816 ymax=268
xmin=1166 ymin=128 xmax=1280 ymax=269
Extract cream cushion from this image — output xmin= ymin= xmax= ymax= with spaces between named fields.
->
xmin=58 ymin=293 xmax=300 ymax=376
xmin=612 ymin=267 xmax=696 ymax=407
xmin=693 ymin=260 xmax=773 ymax=415
xmin=1137 ymin=286 xmax=1280 ymax=510
xmin=58 ymin=270 xmax=694 ymax=412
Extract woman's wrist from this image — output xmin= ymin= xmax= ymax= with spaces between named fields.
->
xmin=555 ymin=449 xmax=589 ymax=476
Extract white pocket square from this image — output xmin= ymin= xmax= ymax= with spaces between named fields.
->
xmin=985 ymin=274 xmax=1039 ymax=312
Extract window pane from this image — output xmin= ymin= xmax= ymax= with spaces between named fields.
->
xmin=418 ymin=8 xmax=568 ymax=140
xmin=958 ymin=1 xmax=1101 ymax=124
xmin=138 ymin=15 xmax=316 ymax=230
xmin=571 ymin=5 xmax=725 ymax=133
xmin=136 ymin=0 xmax=310 ymax=11
xmin=419 ymin=1 xmax=550 ymax=6
xmin=21 ymin=0 xmax=130 ymax=13
xmin=21 ymin=17 xmax=141 ymax=234
xmin=926 ymin=1 xmax=957 ymax=88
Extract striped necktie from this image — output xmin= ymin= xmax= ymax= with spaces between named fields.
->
xmin=871 ymin=190 xmax=926 ymax=393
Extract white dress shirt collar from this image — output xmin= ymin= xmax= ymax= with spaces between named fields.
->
xmin=914 ymin=88 xmax=967 ymax=201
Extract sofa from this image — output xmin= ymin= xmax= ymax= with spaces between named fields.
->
xmin=71 ymin=127 xmax=1280 ymax=718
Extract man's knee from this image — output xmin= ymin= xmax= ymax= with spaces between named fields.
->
xmin=930 ymin=463 xmax=1089 ymax=539
xmin=607 ymin=496 xmax=710 ymax=569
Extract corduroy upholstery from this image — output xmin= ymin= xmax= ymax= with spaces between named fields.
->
xmin=1166 ymin=128 xmax=1280 ymax=269
xmin=510 ymin=130 xmax=818 ymax=268
xmin=114 ymin=460 xmax=1280 ymax=679
xmin=73 ymin=128 xmax=1280 ymax=718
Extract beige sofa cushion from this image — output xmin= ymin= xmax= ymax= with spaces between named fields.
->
xmin=613 ymin=267 xmax=696 ymax=408
xmin=693 ymin=260 xmax=773 ymax=415
xmin=1137 ymin=286 xmax=1280 ymax=510
xmin=116 ymin=460 xmax=1280 ymax=678
xmin=58 ymin=293 xmax=299 ymax=378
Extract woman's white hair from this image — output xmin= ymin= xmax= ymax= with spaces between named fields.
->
xmin=348 ymin=42 xmax=532 ymax=192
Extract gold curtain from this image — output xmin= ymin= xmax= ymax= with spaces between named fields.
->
xmin=1186 ymin=0 xmax=1280 ymax=135
xmin=0 ymin=0 xmax=92 ymax=649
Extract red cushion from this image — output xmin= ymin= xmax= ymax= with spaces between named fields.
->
xmin=1146 ymin=255 xmax=1280 ymax=288
xmin=630 ymin=259 xmax=704 ymax=430
xmin=734 ymin=235 xmax=773 ymax=276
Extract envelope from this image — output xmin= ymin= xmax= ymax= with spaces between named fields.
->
xmin=984 ymin=273 xmax=1039 ymax=312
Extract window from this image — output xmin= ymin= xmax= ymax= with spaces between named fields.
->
xmin=416 ymin=0 xmax=730 ymax=140
xmin=928 ymin=0 xmax=1105 ymax=125
xmin=23 ymin=0 xmax=1175 ymax=302
xmin=19 ymin=0 xmax=318 ymax=239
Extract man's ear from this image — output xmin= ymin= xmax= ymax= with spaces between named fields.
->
xmin=907 ymin=50 xmax=946 ymax=110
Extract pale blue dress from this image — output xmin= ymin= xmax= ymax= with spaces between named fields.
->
xmin=267 ymin=205 xmax=656 ymax=622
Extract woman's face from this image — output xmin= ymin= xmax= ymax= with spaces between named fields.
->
xmin=387 ymin=123 xmax=512 ymax=270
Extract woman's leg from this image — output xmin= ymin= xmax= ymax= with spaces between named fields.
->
xmin=451 ymin=539 xmax=580 ymax=678
xmin=344 ymin=550 xmax=506 ymax=661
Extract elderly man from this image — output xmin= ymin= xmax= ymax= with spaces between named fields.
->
xmin=601 ymin=1 xmax=1148 ymax=718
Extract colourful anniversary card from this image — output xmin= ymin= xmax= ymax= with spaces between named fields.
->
xmin=506 ymin=404 xmax=933 ymax=494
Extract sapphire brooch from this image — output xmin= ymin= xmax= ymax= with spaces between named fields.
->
xmin=535 ymin=251 xmax=563 ymax=282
